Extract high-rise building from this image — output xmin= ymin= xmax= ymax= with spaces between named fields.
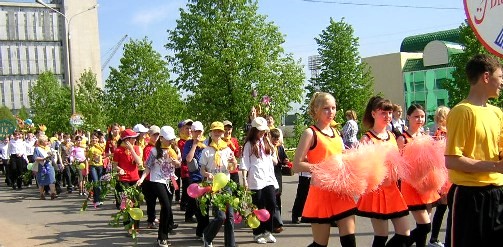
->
xmin=0 ymin=0 xmax=101 ymax=113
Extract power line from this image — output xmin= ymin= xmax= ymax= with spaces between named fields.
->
xmin=300 ymin=0 xmax=461 ymax=10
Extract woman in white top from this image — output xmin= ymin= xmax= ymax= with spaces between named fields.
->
xmin=200 ymin=121 xmax=238 ymax=247
xmin=8 ymin=130 xmax=27 ymax=190
xmin=241 ymin=117 xmax=279 ymax=244
xmin=137 ymin=126 xmax=181 ymax=247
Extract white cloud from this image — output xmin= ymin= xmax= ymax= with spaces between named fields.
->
xmin=131 ymin=1 xmax=185 ymax=28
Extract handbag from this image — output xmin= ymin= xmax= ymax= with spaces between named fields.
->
xmin=187 ymin=158 xmax=199 ymax=172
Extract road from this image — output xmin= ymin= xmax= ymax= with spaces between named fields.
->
xmin=0 ymin=173 xmax=446 ymax=246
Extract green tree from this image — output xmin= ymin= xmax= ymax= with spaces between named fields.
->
xmin=105 ymin=38 xmax=184 ymax=127
xmin=75 ymin=69 xmax=108 ymax=132
xmin=305 ymin=18 xmax=374 ymax=126
xmin=166 ymin=0 xmax=305 ymax=129
xmin=444 ymin=22 xmax=503 ymax=107
xmin=0 ymin=106 xmax=15 ymax=122
xmin=17 ymin=106 xmax=30 ymax=120
xmin=29 ymin=71 xmax=72 ymax=133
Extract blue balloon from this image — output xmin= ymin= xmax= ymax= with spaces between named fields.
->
xmin=24 ymin=119 xmax=33 ymax=125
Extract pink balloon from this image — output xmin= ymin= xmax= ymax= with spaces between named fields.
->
xmin=233 ymin=212 xmax=242 ymax=224
xmin=199 ymin=186 xmax=212 ymax=195
xmin=187 ymin=183 xmax=201 ymax=198
xmin=253 ymin=209 xmax=270 ymax=222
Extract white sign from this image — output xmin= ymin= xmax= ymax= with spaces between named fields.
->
xmin=464 ymin=0 xmax=503 ymax=57
xmin=70 ymin=113 xmax=84 ymax=127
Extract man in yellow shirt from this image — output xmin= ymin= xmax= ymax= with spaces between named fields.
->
xmin=445 ymin=54 xmax=503 ymax=247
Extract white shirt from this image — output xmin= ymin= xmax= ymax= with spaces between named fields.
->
xmin=200 ymin=145 xmax=234 ymax=179
xmin=145 ymin=149 xmax=177 ymax=184
xmin=25 ymin=138 xmax=36 ymax=155
xmin=8 ymin=139 xmax=26 ymax=156
xmin=387 ymin=118 xmax=405 ymax=133
xmin=240 ymin=141 xmax=279 ymax=190
xmin=0 ymin=142 xmax=8 ymax=160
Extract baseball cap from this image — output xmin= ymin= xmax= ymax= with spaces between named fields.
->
xmin=177 ymin=119 xmax=194 ymax=129
xmin=133 ymin=124 xmax=149 ymax=133
xmin=160 ymin=126 xmax=176 ymax=140
xmin=191 ymin=121 xmax=204 ymax=131
xmin=149 ymin=125 xmax=160 ymax=135
xmin=120 ymin=129 xmax=139 ymax=140
xmin=222 ymin=120 xmax=233 ymax=127
xmin=251 ymin=117 xmax=269 ymax=131
xmin=210 ymin=121 xmax=224 ymax=131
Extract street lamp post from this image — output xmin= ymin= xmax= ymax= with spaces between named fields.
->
xmin=36 ymin=0 xmax=98 ymax=115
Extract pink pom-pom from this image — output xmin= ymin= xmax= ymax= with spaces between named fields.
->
xmin=384 ymin=144 xmax=407 ymax=183
xmin=399 ymin=135 xmax=447 ymax=193
xmin=311 ymin=143 xmax=388 ymax=196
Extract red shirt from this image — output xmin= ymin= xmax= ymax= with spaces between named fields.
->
xmin=142 ymin=143 xmax=155 ymax=181
xmin=178 ymin=138 xmax=189 ymax=178
xmin=113 ymin=145 xmax=141 ymax=182
xmin=227 ymin=137 xmax=241 ymax=174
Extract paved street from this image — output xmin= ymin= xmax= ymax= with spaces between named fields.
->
xmin=0 ymin=173 xmax=446 ymax=247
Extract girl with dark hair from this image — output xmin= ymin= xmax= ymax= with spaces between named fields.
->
xmin=105 ymin=123 xmax=121 ymax=157
xmin=357 ymin=96 xmax=410 ymax=247
xmin=137 ymin=126 xmax=180 ymax=247
xmin=241 ymin=117 xmax=279 ymax=244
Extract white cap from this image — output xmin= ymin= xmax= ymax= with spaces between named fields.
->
xmin=149 ymin=125 xmax=160 ymax=135
xmin=251 ymin=117 xmax=269 ymax=131
xmin=160 ymin=126 xmax=176 ymax=140
xmin=133 ymin=124 xmax=149 ymax=133
xmin=191 ymin=121 xmax=204 ymax=131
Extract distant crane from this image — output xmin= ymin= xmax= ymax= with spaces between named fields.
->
xmin=101 ymin=34 xmax=128 ymax=71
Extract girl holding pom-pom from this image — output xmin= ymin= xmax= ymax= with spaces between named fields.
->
xmin=396 ymin=104 xmax=440 ymax=247
xmin=356 ymin=96 xmax=410 ymax=247
xmin=293 ymin=92 xmax=357 ymax=247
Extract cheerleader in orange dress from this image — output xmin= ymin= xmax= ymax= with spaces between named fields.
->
xmin=396 ymin=104 xmax=440 ymax=247
xmin=293 ymin=92 xmax=357 ymax=247
xmin=356 ymin=96 xmax=410 ymax=247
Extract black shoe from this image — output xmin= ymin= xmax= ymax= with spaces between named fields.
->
xmin=185 ymin=217 xmax=197 ymax=223
xmin=169 ymin=223 xmax=179 ymax=230
xmin=291 ymin=217 xmax=300 ymax=224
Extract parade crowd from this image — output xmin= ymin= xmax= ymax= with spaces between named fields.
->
xmin=1 ymin=54 xmax=503 ymax=247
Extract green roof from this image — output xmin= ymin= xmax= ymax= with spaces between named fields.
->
xmin=400 ymin=29 xmax=461 ymax=53
xmin=403 ymin=58 xmax=455 ymax=72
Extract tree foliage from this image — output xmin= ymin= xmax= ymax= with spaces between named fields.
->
xmin=105 ymin=38 xmax=184 ymax=128
xmin=29 ymin=71 xmax=72 ymax=133
xmin=444 ymin=22 xmax=503 ymax=107
xmin=304 ymin=18 xmax=374 ymax=125
xmin=166 ymin=0 xmax=305 ymax=130
xmin=0 ymin=106 xmax=15 ymax=123
xmin=17 ymin=106 xmax=30 ymax=120
xmin=75 ymin=69 xmax=108 ymax=132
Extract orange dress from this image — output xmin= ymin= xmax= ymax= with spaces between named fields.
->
xmin=399 ymin=132 xmax=440 ymax=210
xmin=302 ymin=126 xmax=357 ymax=223
xmin=356 ymin=131 xmax=409 ymax=220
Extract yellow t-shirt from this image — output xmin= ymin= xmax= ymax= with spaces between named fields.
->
xmin=445 ymin=101 xmax=503 ymax=186
xmin=87 ymin=144 xmax=103 ymax=166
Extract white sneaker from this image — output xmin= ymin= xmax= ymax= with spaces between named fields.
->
xmin=158 ymin=239 xmax=170 ymax=247
xmin=253 ymin=234 xmax=267 ymax=244
xmin=263 ymin=232 xmax=277 ymax=243
xmin=428 ymin=241 xmax=444 ymax=247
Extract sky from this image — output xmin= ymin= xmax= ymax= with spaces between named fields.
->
xmin=97 ymin=0 xmax=466 ymax=81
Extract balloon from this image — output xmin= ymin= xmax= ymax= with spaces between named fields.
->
xmin=27 ymin=163 xmax=33 ymax=171
xmin=233 ymin=211 xmax=243 ymax=224
xmin=188 ymin=183 xmax=211 ymax=198
xmin=187 ymin=183 xmax=200 ymax=198
xmin=128 ymin=208 xmax=143 ymax=221
xmin=24 ymin=119 xmax=32 ymax=125
xmin=78 ymin=163 xmax=86 ymax=170
xmin=212 ymin=172 xmax=229 ymax=192
xmin=247 ymin=215 xmax=260 ymax=229
xmin=254 ymin=209 xmax=271 ymax=222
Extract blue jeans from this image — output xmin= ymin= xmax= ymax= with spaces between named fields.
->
xmin=89 ymin=166 xmax=103 ymax=203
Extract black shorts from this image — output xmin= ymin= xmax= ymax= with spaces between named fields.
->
xmin=447 ymin=184 xmax=503 ymax=247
